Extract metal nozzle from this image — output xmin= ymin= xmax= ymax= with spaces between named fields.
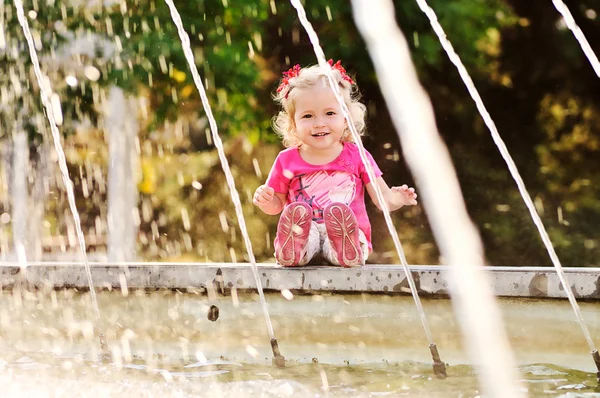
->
xmin=430 ymin=343 xmax=447 ymax=379
xmin=271 ymin=338 xmax=286 ymax=368
xmin=592 ymin=350 xmax=600 ymax=382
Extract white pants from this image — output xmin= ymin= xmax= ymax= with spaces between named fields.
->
xmin=298 ymin=222 xmax=369 ymax=266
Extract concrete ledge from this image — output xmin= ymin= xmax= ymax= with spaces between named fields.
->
xmin=1 ymin=262 xmax=599 ymax=300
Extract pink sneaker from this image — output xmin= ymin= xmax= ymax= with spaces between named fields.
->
xmin=275 ymin=202 xmax=312 ymax=266
xmin=324 ymin=202 xmax=363 ymax=267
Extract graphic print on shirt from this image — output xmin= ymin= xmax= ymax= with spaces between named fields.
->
xmin=290 ymin=170 xmax=357 ymax=222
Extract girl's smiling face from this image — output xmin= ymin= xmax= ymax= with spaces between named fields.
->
xmin=292 ymin=85 xmax=346 ymax=152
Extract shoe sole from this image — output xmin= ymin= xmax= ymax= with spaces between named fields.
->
xmin=324 ymin=203 xmax=362 ymax=267
xmin=275 ymin=203 xmax=312 ymax=266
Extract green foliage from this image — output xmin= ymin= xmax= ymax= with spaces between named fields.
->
xmin=136 ymin=137 xmax=280 ymax=262
xmin=1 ymin=0 xmax=274 ymax=141
xmin=94 ymin=0 xmax=274 ymax=134
xmin=3 ymin=0 xmax=599 ymax=266
xmin=534 ymin=93 xmax=600 ymax=265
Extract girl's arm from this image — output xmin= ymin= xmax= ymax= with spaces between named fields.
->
xmin=366 ymin=177 xmax=418 ymax=212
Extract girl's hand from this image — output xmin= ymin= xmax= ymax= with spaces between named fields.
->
xmin=253 ymin=185 xmax=275 ymax=206
xmin=391 ymin=184 xmax=418 ymax=206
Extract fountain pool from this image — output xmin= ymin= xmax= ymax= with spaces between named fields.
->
xmin=1 ymin=286 xmax=599 ymax=397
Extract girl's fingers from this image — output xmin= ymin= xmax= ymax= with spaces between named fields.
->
xmin=254 ymin=191 xmax=274 ymax=205
xmin=253 ymin=190 xmax=264 ymax=204
xmin=392 ymin=186 xmax=416 ymax=194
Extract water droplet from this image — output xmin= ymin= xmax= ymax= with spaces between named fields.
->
xmin=65 ymin=75 xmax=78 ymax=87
xmin=84 ymin=65 xmax=100 ymax=81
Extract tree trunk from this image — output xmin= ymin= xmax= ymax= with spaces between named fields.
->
xmin=105 ymin=86 xmax=139 ymax=262
xmin=11 ymin=131 xmax=30 ymax=260
xmin=29 ymin=143 xmax=51 ymax=261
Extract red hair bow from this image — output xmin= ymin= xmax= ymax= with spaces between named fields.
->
xmin=328 ymin=59 xmax=354 ymax=85
xmin=276 ymin=60 xmax=355 ymax=95
xmin=277 ymin=64 xmax=301 ymax=93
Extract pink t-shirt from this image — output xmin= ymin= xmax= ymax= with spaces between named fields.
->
xmin=266 ymin=142 xmax=382 ymax=249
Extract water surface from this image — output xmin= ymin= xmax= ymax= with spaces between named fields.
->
xmin=1 ymin=289 xmax=599 ymax=397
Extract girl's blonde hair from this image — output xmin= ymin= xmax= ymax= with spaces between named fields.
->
xmin=272 ymin=63 xmax=366 ymax=148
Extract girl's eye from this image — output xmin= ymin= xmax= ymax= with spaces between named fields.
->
xmin=327 ymin=111 xmax=336 ymax=116
xmin=302 ymin=114 xmax=312 ymax=119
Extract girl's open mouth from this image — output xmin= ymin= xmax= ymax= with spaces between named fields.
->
xmin=312 ymin=132 xmax=330 ymax=137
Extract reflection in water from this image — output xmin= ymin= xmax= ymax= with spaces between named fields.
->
xmin=0 ymin=290 xmax=599 ymax=396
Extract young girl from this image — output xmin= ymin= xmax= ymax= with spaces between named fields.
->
xmin=253 ymin=60 xmax=417 ymax=267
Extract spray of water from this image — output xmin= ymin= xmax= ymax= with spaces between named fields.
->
xmin=415 ymin=0 xmax=600 ymax=375
xmin=288 ymin=0 xmax=446 ymax=378
xmin=13 ymin=0 xmax=106 ymax=350
xmin=552 ymin=0 xmax=600 ymax=78
xmin=351 ymin=0 xmax=526 ymax=396
xmin=163 ymin=0 xmax=284 ymax=367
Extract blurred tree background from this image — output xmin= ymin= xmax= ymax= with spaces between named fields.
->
xmin=0 ymin=0 xmax=598 ymax=266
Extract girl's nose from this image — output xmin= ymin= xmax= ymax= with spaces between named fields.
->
xmin=313 ymin=117 xmax=326 ymax=127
